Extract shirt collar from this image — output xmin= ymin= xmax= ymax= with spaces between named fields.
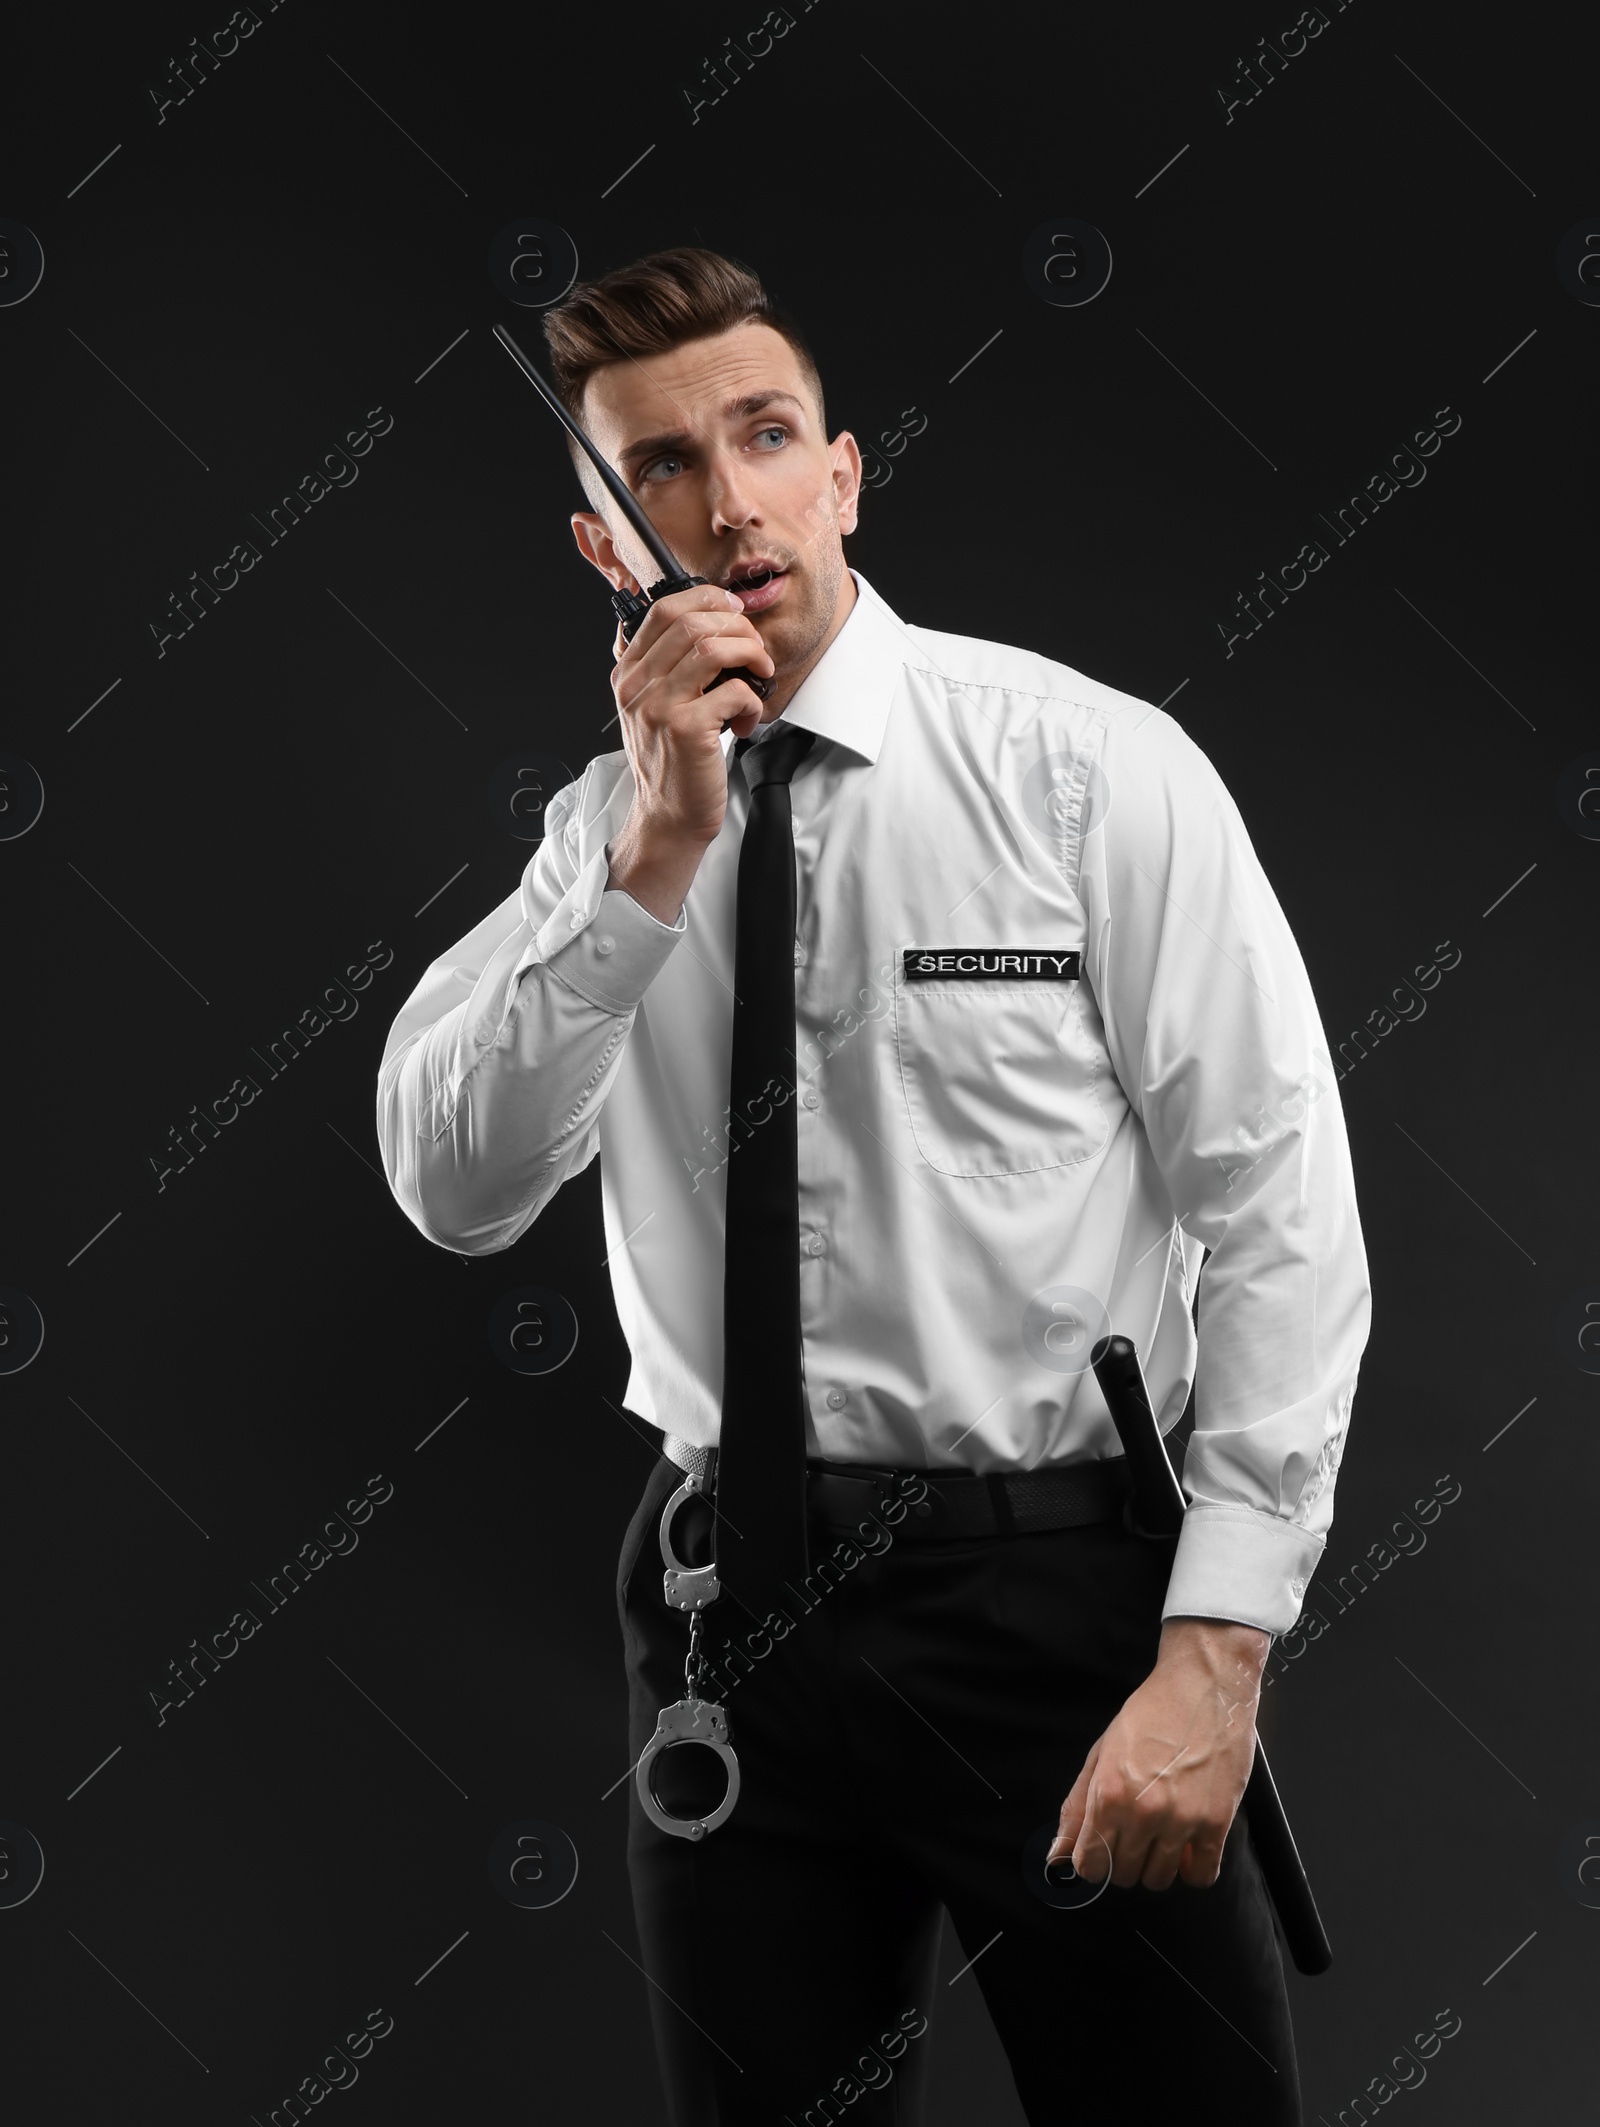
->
xmin=722 ymin=568 xmax=907 ymax=768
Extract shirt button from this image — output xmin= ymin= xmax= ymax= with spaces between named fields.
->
xmin=569 ymin=911 xmax=584 ymax=929
xmin=793 ymin=944 xmax=806 ymax=966
xmin=595 ymin=934 xmax=615 ymax=955
xmin=806 ymin=1234 xmax=827 ymax=1257
xmin=803 ymin=1090 xmax=820 ymax=1110
xmin=826 ymin=1388 xmax=846 ymax=1410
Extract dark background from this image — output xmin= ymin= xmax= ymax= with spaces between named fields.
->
xmin=5 ymin=0 xmax=1597 ymax=2118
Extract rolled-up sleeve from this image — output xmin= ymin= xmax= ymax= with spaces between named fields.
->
xmin=376 ymin=765 xmax=686 ymax=1255
xmin=1079 ymin=705 xmax=1372 ymax=1635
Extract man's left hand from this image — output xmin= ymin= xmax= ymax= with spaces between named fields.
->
xmin=1047 ymin=1618 xmax=1269 ymax=1891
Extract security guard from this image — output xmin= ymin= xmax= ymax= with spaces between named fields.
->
xmin=377 ymin=248 xmax=1371 ymax=2126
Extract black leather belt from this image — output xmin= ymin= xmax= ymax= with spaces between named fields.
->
xmin=662 ymin=1435 xmax=1133 ymax=1542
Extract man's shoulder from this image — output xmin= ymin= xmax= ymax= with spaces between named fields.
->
xmin=896 ymin=616 xmax=1159 ymax=732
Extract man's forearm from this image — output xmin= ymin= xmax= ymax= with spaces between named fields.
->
xmin=605 ymin=813 xmax=711 ymax=925
xmin=1157 ymin=1616 xmax=1270 ymax=1695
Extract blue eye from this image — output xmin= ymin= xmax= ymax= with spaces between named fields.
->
xmin=755 ymin=426 xmax=787 ymax=447
xmin=640 ymin=455 xmax=683 ymax=483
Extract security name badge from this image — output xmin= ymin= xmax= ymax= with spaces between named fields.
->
xmin=902 ymin=947 xmax=1081 ymax=980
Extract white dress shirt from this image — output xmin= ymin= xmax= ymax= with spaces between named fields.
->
xmin=376 ymin=570 xmax=1371 ymax=1635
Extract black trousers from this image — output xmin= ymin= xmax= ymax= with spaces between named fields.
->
xmin=618 ymin=1451 xmax=1302 ymax=2126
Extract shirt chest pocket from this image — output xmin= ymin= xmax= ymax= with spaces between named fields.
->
xmin=892 ymin=977 xmax=1110 ymax=1178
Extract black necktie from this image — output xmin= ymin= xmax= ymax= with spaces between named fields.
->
xmin=715 ymin=722 xmax=818 ymax=1626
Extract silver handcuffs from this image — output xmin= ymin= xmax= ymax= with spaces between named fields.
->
xmin=636 ymin=1460 xmax=742 ymax=1842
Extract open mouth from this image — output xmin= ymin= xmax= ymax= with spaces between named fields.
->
xmin=724 ymin=563 xmax=787 ymax=614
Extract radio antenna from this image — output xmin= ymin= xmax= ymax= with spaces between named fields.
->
xmin=492 ymin=321 xmax=682 ymax=580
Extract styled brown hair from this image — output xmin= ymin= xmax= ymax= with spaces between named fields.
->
xmin=541 ymin=246 xmax=826 ymax=506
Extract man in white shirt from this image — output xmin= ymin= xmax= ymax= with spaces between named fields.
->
xmin=377 ymin=247 xmax=1369 ymax=2126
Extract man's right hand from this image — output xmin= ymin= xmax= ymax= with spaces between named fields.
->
xmin=604 ymin=584 xmax=775 ymax=923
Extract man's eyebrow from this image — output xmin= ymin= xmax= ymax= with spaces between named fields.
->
xmin=615 ymin=390 xmax=809 ymax=472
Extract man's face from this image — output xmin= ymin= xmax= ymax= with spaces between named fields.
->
xmin=569 ymin=321 xmax=861 ymax=680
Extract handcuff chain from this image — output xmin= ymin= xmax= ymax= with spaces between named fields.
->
xmin=685 ymin=1605 xmax=708 ymax=1701
xmin=685 ymin=1460 xmax=715 ymax=1700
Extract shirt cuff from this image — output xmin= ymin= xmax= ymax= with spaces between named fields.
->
xmin=1160 ymin=1505 xmax=1324 ymax=1638
xmin=517 ymin=861 xmax=687 ymax=1015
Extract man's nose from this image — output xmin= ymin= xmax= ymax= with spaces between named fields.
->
xmin=706 ymin=447 xmax=760 ymax=533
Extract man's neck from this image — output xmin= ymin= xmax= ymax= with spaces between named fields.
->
xmin=758 ymin=567 xmax=858 ymax=723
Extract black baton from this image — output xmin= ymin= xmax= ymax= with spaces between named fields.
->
xmin=1090 ymin=1332 xmax=1333 ymax=1977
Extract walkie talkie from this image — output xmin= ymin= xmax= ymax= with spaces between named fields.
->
xmin=491 ymin=321 xmax=774 ymax=723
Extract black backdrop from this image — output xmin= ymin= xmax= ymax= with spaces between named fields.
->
xmin=6 ymin=0 xmax=1598 ymax=2119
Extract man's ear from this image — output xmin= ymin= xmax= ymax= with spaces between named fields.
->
xmin=831 ymin=432 xmax=864 ymax=537
xmin=570 ymin=511 xmax=641 ymax=594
